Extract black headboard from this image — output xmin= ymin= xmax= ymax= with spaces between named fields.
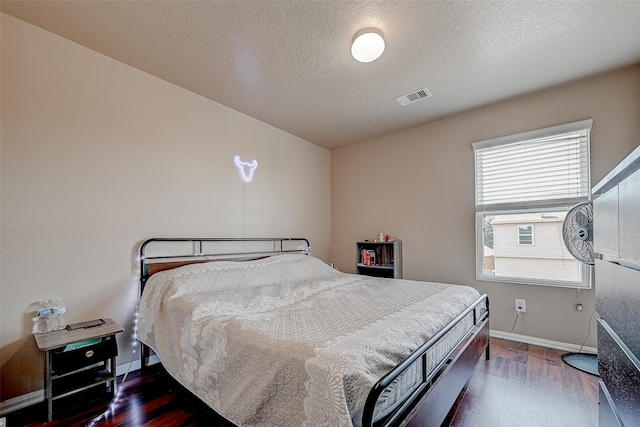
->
xmin=139 ymin=237 xmax=310 ymax=290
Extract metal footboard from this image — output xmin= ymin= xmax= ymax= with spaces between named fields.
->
xmin=362 ymin=294 xmax=490 ymax=427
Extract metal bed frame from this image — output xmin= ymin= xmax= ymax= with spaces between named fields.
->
xmin=139 ymin=237 xmax=310 ymax=290
xmin=363 ymin=294 xmax=489 ymax=427
xmin=138 ymin=237 xmax=490 ymax=427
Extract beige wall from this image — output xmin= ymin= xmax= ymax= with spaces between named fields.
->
xmin=0 ymin=13 xmax=331 ymax=401
xmin=332 ymin=65 xmax=640 ymax=347
xmin=3 ymin=7 xmax=640 ymax=407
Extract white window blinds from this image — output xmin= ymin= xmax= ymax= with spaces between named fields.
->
xmin=473 ymin=119 xmax=592 ymax=211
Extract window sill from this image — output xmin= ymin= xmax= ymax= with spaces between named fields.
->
xmin=476 ymin=274 xmax=591 ymax=289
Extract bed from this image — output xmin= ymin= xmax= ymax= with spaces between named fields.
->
xmin=137 ymin=238 xmax=489 ymax=427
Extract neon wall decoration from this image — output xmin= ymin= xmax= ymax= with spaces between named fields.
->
xmin=234 ymin=155 xmax=258 ymax=183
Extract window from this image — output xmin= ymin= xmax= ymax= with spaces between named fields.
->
xmin=518 ymin=225 xmax=533 ymax=245
xmin=474 ymin=119 xmax=592 ymax=288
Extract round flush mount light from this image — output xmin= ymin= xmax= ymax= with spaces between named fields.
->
xmin=351 ymin=28 xmax=385 ymax=63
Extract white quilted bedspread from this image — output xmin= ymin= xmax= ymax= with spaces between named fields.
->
xmin=138 ymin=254 xmax=480 ymax=427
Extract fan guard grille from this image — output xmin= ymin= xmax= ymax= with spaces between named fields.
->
xmin=562 ymin=201 xmax=595 ymax=265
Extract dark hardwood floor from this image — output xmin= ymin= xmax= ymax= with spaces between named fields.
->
xmin=447 ymin=338 xmax=599 ymax=427
xmin=6 ymin=338 xmax=599 ymax=427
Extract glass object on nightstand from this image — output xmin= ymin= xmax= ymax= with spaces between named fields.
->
xmin=51 ymin=298 xmax=67 ymax=331
xmin=34 ymin=300 xmax=53 ymax=334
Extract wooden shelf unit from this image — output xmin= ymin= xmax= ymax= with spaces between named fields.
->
xmin=356 ymin=240 xmax=402 ymax=278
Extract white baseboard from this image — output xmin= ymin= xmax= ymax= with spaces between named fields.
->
xmin=0 ymin=355 xmax=161 ymax=416
xmin=115 ymin=354 xmax=160 ymax=377
xmin=490 ymin=329 xmax=597 ymax=354
xmin=0 ymin=390 xmax=43 ymax=416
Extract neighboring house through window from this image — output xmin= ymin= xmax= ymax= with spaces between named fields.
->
xmin=473 ymin=119 xmax=592 ymax=288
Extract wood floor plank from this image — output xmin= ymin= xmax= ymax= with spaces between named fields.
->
xmin=140 ymin=408 xmax=193 ymax=427
xmin=528 ymin=344 xmax=563 ymax=367
xmin=497 ymin=383 xmax=546 ymax=427
xmin=449 ymin=371 xmax=507 ymax=426
xmin=545 ymin=393 xmax=597 ymax=427
xmin=450 ymin=338 xmax=598 ymax=427
xmin=477 ymin=355 xmax=512 ymax=379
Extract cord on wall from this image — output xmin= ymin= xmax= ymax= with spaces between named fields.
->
xmin=502 ymin=310 xmax=521 ymax=340
xmin=243 ymin=183 xmax=247 ymax=238
xmin=577 ymin=305 xmax=599 ymax=354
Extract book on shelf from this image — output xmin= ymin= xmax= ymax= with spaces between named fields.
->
xmin=360 ymin=249 xmax=376 ymax=266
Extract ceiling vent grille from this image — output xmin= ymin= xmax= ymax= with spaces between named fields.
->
xmin=395 ymin=87 xmax=432 ymax=106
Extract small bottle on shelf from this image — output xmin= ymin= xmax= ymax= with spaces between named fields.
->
xmin=52 ymin=298 xmax=67 ymax=331
xmin=35 ymin=300 xmax=53 ymax=333
xmin=50 ymin=300 xmax=59 ymax=331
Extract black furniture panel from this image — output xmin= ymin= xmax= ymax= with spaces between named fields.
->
xmin=593 ymin=145 xmax=640 ymax=427
xmin=599 ymin=382 xmax=624 ymax=427
xmin=595 ymin=260 xmax=640 ymax=358
xmin=597 ymin=320 xmax=640 ymax=427
xmin=51 ymin=336 xmax=117 ymax=375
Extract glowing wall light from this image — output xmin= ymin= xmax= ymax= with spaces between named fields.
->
xmin=234 ymin=156 xmax=258 ymax=183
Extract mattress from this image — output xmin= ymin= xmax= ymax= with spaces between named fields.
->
xmin=138 ymin=254 xmax=481 ymax=427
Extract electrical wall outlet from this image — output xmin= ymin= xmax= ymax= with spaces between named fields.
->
xmin=515 ymin=299 xmax=526 ymax=313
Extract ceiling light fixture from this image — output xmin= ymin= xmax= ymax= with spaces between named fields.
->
xmin=351 ymin=28 xmax=385 ymax=63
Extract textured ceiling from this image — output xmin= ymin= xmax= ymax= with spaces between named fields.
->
xmin=3 ymin=1 xmax=640 ymax=150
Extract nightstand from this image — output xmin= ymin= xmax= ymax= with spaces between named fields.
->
xmin=34 ymin=318 xmax=124 ymax=421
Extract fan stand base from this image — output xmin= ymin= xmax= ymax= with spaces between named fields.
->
xmin=561 ymin=352 xmax=599 ymax=376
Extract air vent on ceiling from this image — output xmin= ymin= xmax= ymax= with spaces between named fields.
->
xmin=395 ymin=87 xmax=432 ymax=106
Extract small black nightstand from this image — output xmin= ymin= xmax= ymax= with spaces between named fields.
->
xmin=34 ymin=318 xmax=123 ymax=421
